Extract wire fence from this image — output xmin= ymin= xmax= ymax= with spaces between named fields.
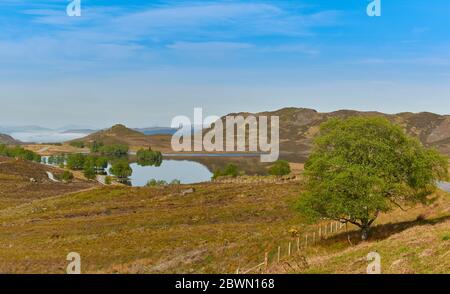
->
xmin=236 ymin=221 xmax=349 ymax=274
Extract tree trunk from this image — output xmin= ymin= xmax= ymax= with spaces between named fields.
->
xmin=361 ymin=226 xmax=370 ymax=241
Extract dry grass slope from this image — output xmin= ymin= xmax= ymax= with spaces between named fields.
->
xmin=267 ymin=190 xmax=450 ymax=274
xmin=0 ymin=156 xmax=97 ymax=209
xmin=0 ymin=180 xmax=304 ymax=273
xmin=0 ymin=157 xmax=448 ymax=274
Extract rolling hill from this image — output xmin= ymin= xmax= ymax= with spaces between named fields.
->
xmin=68 ymin=108 xmax=450 ymax=161
xmin=0 ymin=133 xmax=21 ymax=145
xmin=0 ymin=156 xmax=96 ymax=209
xmin=70 ymin=124 xmax=172 ymax=151
xmin=206 ymin=108 xmax=450 ymax=162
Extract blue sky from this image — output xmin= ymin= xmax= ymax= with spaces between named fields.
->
xmin=1 ymin=0 xmax=450 ymax=127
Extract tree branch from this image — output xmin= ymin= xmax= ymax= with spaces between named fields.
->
xmin=334 ymin=217 xmax=362 ymax=228
xmin=389 ymin=198 xmax=407 ymax=212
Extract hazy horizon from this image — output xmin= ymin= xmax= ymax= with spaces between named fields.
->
xmin=1 ymin=104 xmax=450 ymax=131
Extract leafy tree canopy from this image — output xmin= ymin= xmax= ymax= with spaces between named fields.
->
xmin=109 ymin=160 xmax=132 ymax=180
xmin=297 ymin=117 xmax=448 ymax=240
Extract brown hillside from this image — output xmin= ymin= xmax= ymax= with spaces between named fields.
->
xmin=0 ymin=133 xmax=21 ymax=145
xmin=207 ymin=108 xmax=450 ymax=162
xmin=71 ymin=124 xmax=172 ymax=152
xmin=0 ymin=156 xmax=97 ymax=209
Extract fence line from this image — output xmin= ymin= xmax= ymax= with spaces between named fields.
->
xmin=237 ymin=220 xmax=348 ymax=274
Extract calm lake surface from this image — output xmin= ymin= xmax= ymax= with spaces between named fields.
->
xmin=41 ymin=155 xmax=450 ymax=189
xmin=42 ymin=156 xmax=213 ymax=186
xmin=107 ymin=160 xmax=213 ymax=186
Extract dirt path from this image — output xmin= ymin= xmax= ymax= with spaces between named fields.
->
xmin=96 ymin=175 xmax=106 ymax=185
xmin=37 ymin=146 xmax=50 ymax=153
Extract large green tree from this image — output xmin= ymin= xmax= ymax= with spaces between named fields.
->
xmin=297 ymin=117 xmax=448 ymax=240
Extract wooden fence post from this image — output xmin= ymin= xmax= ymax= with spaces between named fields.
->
xmin=297 ymin=237 xmax=300 ymax=252
xmin=319 ymin=227 xmax=322 ymax=239
xmin=288 ymin=242 xmax=291 ymax=256
xmin=277 ymin=246 xmax=281 ymax=263
xmin=305 ymin=234 xmax=308 ymax=248
xmin=264 ymin=252 xmax=268 ymax=271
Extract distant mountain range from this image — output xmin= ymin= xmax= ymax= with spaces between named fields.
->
xmin=60 ymin=129 xmax=97 ymax=134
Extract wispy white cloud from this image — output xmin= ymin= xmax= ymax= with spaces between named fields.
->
xmin=167 ymin=41 xmax=254 ymax=51
xmin=0 ymin=1 xmax=340 ymax=73
xmin=259 ymin=44 xmax=320 ymax=56
xmin=357 ymin=57 xmax=450 ymax=67
xmin=21 ymin=7 xmax=108 ymax=26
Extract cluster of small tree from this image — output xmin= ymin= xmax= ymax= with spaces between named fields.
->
xmin=91 ymin=142 xmax=129 ymax=157
xmin=66 ymin=154 xmax=87 ymax=170
xmin=136 ymin=148 xmax=163 ymax=167
xmin=109 ymin=160 xmax=132 ymax=181
xmin=56 ymin=170 xmax=74 ymax=182
xmin=212 ymin=164 xmax=240 ymax=179
xmin=0 ymin=144 xmax=41 ymax=162
xmin=46 ymin=154 xmax=66 ymax=167
xmin=145 ymin=178 xmax=180 ymax=187
xmin=89 ymin=141 xmax=104 ymax=153
xmin=268 ymin=160 xmax=291 ymax=176
xmin=62 ymin=154 xmax=109 ymax=180
xmin=83 ymin=156 xmax=108 ymax=180
xmin=146 ymin=179 xmax=168 ymax=186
